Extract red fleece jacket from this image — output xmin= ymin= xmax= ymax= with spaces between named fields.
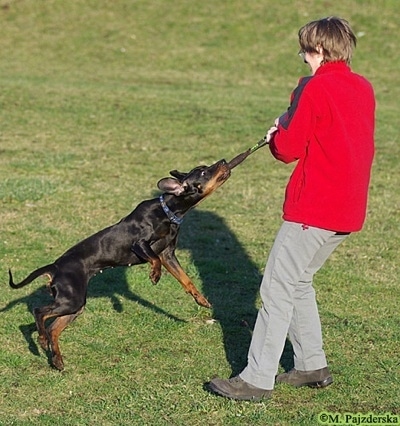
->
xmin=269 ymin=61 xmax=375 ymax=232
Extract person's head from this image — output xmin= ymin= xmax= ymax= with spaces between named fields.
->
xmin=298 ymin=17 xmax=357 ymax=69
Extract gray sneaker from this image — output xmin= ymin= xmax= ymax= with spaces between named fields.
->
xmin=209 ymin=376 xmax=272 ymax=401
xmin=275 ymin=367 xmax=333 ymax=388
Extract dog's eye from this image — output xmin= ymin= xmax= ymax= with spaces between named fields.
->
xmin=201 ymin=171 xmax=206 ymax=176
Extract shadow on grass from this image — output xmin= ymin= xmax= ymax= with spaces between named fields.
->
xmin=179 ymin=210 xmax=262 ymax=376
xmin=2 ymin=209 xmax=294 ymax=374
xmin=180 ymin=210 xmax=295 ymax=377
xmin=1 ymin=267 xmax=185 ymax=362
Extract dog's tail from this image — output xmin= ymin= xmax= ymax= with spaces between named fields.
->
xmin=9 ymin=264 xmax=57 ymax=289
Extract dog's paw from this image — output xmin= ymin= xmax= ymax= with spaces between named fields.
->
xmin=37 ymin=335 xmax=49 ymax=351
xmin=195 ymin=293 xmax=212 ymax=309
xmin=149 ymin=270 xmax=161 ymax=284
xmin=52 ymin=354 xmax=64 ymax=371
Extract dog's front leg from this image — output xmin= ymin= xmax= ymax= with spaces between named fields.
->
xmin=159 ymin=249 xmax=211 ymax=308
xmin=131 ymin=241 xmax=162 ymax=284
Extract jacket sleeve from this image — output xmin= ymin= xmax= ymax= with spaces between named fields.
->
xmin=269 ymin=77 xmax=315 ymax=164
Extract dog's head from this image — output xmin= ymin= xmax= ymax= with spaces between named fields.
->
xmin=157 ymin=159 xmax=231 ymax=199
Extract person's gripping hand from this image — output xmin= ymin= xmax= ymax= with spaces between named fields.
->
xmin=265 ymin=121 xmax=278 ymax=143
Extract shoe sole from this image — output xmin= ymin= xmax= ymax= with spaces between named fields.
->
xmin=208 ymin=383 xmax=270 ymax=402
xmin=301 ymin=376 xmax=333 ymax=389
xmin=276 ymin=375 xmax=333 ymax=388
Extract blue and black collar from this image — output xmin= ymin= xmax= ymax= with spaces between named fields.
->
xmin=159 ymin=195 xmax=183 ymax=226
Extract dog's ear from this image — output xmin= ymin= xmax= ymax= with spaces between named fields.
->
xmin=157 ymin=178 xmax=186 ymax=196
xmin=169 ymin=170 xmax=187 ymax=182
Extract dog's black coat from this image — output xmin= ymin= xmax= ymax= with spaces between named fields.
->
xmin=9 ymin=159 xmax=231 ymax=370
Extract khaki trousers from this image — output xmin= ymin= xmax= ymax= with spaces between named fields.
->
xmin=240 ymin=221 xmax=349 ymax=390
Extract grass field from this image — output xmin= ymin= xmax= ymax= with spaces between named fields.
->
xmin=1 ymin=0 xmax=399 ymax=424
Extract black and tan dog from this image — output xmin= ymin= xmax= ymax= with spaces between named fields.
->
xmin=9 ymin=159 xmax=231 ymax=370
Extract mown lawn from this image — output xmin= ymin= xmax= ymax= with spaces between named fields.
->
xmin=0 ymin=1 xmax=399 ymax=424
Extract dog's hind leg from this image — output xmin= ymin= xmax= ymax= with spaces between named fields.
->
xmin=32 ymin=278 xmax=60 ymax=351
xmin=46 ymin=307 xmax=84 ymax=371
xmin=33 ymin=306 xmax=52 ymax=352
xmin=33 ymin=282 xmax=86 ymax=370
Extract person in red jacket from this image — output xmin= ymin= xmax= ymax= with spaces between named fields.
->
xmin=209 ymin=16 xmax=375 ymax=401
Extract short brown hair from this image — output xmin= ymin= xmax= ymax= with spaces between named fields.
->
xmin=298 ymin=17 xmax=357 ymax=65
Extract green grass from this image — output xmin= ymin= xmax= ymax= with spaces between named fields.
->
xmin=1 ymin=0 xmax=399 ymax=424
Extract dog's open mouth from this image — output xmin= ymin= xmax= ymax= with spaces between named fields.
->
xmin=221 ymin=169 xmax=231 ymax=180
xmin=217 ymin=161 xmax=231 ymax=181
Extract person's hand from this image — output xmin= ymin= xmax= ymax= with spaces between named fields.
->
xmin=265 ymin=123 xmax=278 ymax=143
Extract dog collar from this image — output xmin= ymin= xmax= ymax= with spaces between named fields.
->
xmin=159 ymin=195 xmax=183 ymax=226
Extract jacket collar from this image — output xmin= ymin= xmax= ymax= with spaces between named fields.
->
xmin=315 ymin=61 xmax=351 ymax=76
